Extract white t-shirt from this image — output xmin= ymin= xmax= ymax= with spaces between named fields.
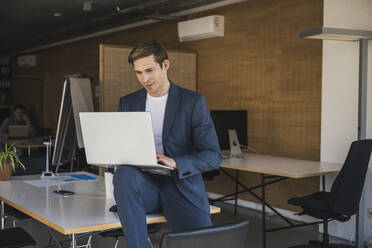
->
xmin=145 ymin=93 xmax=168 ymax=154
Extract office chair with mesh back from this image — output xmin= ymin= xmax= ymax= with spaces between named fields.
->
xmin=159 ymin=221 xmax=249 ymax=248
xmin=0 ymin=227 xmax=36 ymax=248
xmin=288 ymin=139 xmax=372 ymax=248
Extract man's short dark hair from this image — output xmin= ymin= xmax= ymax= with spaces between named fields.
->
xmin=14 ymin=104 xmax=25 ymax=110
xmin=128 ymin=40 xmax=169 ymax=68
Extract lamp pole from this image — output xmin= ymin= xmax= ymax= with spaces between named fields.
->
xmin=356 ymin=38 xmax=368 ymax=248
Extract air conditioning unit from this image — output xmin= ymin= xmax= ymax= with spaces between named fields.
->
xmin=178 ymin=15 xmax=224 ymax=42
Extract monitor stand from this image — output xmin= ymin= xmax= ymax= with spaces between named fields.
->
xmin=228 ymin=129 xmax=243 ymax=158
xmin=41 ymin=141 xmax=55 ymax=178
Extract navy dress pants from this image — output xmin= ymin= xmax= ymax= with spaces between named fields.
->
xmin=113 ymin=166 xmax=212 ymax=248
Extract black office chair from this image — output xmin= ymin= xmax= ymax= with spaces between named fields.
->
xmin=159 ymin=221 xmax=249 ymax=248
xmin=100 ymin=223 xmax=162 ymax=248
xmin=0 ymin=227 xmax=36 ymax=248
xmin=4 ymin=204 xmax=30 ymax=226
xmin=202 ymin=169 xmax=220 ymax=180
xmin=288 ymin=139 xmax=372 ymax=248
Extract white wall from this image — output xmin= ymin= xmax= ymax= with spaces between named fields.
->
xmin=321 ymin=40 xmax=359 ymax=164
xmin=321 ymin=39 xmax=359 ymax=241
xmin=324 ymin=0 xmax=372 ymax=30
xmin=321 ymin=0 xmax=372 ymax=242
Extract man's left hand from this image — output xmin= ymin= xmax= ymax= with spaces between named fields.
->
xmin=156 ymin=153 xmax=177 ymax=169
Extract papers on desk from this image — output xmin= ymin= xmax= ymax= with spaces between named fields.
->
xmin=24 ymin=174 xmax=98 ymax=187
xmin=68 ymin=174 xmax=97 ymax=181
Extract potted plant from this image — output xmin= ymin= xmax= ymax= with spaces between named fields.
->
xmin=0 ymin=144 xmax=25 ymax=181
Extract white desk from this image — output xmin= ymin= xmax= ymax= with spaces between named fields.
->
xmin=217 ymin=153 xmax=342 ymax=248
xmin=8 ymin=136 xmax=49 ymax=156
xmin=0 ymin=172 xmax=220 ymax=247
xmin=222 ymin=153 xmax=341 ymax=178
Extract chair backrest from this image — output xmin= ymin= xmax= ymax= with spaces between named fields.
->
xmin=330 ymin=139 xmax=372 ymax=216
xmin=0 ymin=227 xmax=36 ymax=248
xmin=159 ymin=221 xmax=249 ymax=248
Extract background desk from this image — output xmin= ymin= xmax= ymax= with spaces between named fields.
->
xmin=218 ymin=153 xmax=342 ymax=248
xmin=222 ymin=153 xmax=341 ymax=178
xmin=0 ymin=172 xmax=220 ymax=247
xmin=8 ymin=136 xmax=48 ymax=156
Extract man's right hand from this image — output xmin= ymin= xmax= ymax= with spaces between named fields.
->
xmin=156 ymin=153 xmax=177 ymax=169
xmin=22 ymin=114 xmax=31 ymax=126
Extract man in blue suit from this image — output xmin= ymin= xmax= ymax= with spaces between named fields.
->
xmin=113 ymin=40 xmax=221 ymax=248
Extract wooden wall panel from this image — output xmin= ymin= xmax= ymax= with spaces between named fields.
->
xmin=12 ymin=77 xmax=43 ymax=132
xmin=100 ymin=45 xmax=196 ymax=112
xmin=178 ymin=0 xmax=323 ymax=210
xmin=10 ymin=0 xmax=323 ymax=211
xmin=12 ymin=42 xmax=100 ymax=134
xmin=100 ymin=45 xmax=138 ymax=112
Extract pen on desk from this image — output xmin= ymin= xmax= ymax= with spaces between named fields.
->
xmin=63 ymin=178 xmax=76 ymax=182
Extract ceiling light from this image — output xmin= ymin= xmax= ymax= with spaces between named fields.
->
xmin=115 ymin=6 xmax=121 ymax=12
xmin=53 ymin=13 xmax=62 ymax=17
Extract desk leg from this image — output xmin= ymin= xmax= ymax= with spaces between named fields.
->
xmin=262 ymin=174 xmax=266 ymax=248
xmin=234 ymin=170 xmax=239 ymax=215
xmin=1 ymin=200 xmax=4 ymax=229
xmin=28 ymin=147 xmax=31 ymax=156
xmin=48 ymin=228 xmax=63 ymax=248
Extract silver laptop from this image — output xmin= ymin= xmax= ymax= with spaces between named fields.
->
xmin=79 ymin=112 xmax=174 ymax=172
xmin=8 ymin=125 xmax=29 ymax=138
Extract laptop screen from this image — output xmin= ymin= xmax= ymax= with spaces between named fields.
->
xmin=8 ymin=125 xmax=29 ymax=138
xmin=79 ymin=112 xmax=158 ymax=166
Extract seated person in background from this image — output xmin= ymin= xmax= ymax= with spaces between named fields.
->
xmin=0 ymin=104 xmax=35 ymax=142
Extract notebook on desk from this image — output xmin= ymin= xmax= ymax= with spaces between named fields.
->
xmin=8 ymin=125 xmax=29 ymax=138
xmin=79 ymin=112 xmax=174 ymax=173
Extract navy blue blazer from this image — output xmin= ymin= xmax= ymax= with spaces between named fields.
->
xmin=117 ymin=82 xmax=222 ymax=214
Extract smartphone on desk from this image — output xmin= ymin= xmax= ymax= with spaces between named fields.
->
xmin=54 ymin=190 xmax=74 ymax=196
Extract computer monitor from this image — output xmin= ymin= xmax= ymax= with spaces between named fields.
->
xmin=210 ymin=110 xmax=247 ymax=150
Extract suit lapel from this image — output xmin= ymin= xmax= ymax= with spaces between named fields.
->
xmin=162 ymin=82 xmax=180 ymax=145
xmin=132 ymin=88 xmax=147 ymax=111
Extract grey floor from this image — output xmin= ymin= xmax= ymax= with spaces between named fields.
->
xmin=5 ymin=201 xmax=352 ymax=248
